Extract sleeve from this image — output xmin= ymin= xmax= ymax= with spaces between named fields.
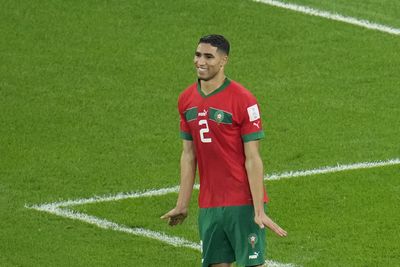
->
xmin=237 ymin=93 xmax=265 ymax=143
xmin=179 ymin=112 xmax=193 ymax=140
xmin=178 ymin=95 xmax=193 ymax=141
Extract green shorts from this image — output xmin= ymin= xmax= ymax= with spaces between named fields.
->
xmin=198 ymin=205 xmax=266 ymax=267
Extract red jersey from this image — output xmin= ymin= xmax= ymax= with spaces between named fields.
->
xmin=178 ymin=78 xmax=269 ymax=208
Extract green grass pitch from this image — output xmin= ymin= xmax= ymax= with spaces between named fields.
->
xmin=1 ymin=0 xmax=399 ymax=266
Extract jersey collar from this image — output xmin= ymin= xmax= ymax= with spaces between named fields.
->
xmin=197 ymin=78 xmax=231 ymax=98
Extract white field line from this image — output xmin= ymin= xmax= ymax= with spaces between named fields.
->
xmin=25 ymin=158 xmax=399 ymax=267
xmin=253 ymin=0 xmax=400 ymax=36
xmin=31 ymin=158 xmax=400 ymax=208
xmin=25 ymin=204 xmax=201 ymax=251
xmin=37 ymin=185 xmax=182 ymax=208
xmin=265 ymin=158 xmax=400 ymax=180
xmin=25 ymin=204 xmax=296 ymax=267
xmin=265 ymin=260 xmax=297 ymax=267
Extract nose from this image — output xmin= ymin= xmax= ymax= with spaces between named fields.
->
xmin=196 ymin=56 xmax=206 ymax=66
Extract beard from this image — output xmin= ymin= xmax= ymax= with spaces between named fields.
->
xmin=197 ymin=70 xmax=218 ymax=81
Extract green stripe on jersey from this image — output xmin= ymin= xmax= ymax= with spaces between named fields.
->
xmin=242 ymin=131 xmax=265 ymax=142
xmin=184 ymin=107 xmax=198 ymax=122
xmin=180 ymin=131 xmax=193 ymax=140
xmin=209 ymin=107 xmax=232 ymax=124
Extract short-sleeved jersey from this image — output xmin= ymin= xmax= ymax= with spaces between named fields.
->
xmin=178 ymin=78 xmax=269 ymax=208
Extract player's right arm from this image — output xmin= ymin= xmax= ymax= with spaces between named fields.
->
xmin=161 ymin=140 xmax=196 ymax=226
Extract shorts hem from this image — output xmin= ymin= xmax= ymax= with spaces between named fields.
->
xmin=202 ymin=258 xmax=235 ymax=267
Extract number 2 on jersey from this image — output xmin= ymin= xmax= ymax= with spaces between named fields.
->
xmin=199 ymin=119 xmax=212 ymax=143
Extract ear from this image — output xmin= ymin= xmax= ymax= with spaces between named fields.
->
xmin=220 ymin=55 xmax=228 ymax=68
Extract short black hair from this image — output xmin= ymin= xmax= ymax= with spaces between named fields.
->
xmin=198 ymin=34 xmax=230 ymax=55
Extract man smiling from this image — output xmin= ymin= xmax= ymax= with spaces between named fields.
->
xmin=162 ymin=34 xmax=287 ymax=267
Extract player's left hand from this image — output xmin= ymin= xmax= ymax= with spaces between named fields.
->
xmin=254 ymin=213 xmax=287 ymax=237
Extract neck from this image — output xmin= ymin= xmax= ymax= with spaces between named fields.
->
xmin=200 ymin=72 xmax=226 ymax=95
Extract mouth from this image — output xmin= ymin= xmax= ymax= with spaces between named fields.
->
xmin=197 ymin=66 xmax=207 ymax=73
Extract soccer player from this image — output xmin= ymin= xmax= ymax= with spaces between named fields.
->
xmin=161 ymin=34 xmax=287 ymax=267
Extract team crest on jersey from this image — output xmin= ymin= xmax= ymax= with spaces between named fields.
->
xmin=214 ymin=110 xmax=224 ymax=123
xmin=248 ymin=233 xmax=258 ymax=249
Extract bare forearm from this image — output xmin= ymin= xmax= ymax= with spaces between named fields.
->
xmin=160 ymin=141 xmax=196 ymax=226
xmin=176 ymin=150 xmax=196 ymax=210
xmin=243 ymin=141 xmax=287 ymax=235
xmin=245 ymin=155 xmax=265 ymax=215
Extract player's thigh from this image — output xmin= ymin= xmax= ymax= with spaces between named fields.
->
xmin=199 ymin=208 xmax=235 ymax=266
xmin=224 ymin=205 xmax=266 ymax=266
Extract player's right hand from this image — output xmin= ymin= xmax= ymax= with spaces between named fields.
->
xmin=160 ymin=208 xmax=188 ymax=226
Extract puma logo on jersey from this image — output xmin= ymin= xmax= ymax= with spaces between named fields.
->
xmin=198 ymin=109 xmax=208 ymax=117
xmin=253 ymin=121 xmax=260 ymax=129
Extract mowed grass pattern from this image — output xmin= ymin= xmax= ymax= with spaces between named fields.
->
xmin=1 ymin=0 xmax=399 ymax=266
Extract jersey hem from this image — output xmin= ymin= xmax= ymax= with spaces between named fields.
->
xmin=199 ymin=199 xmax=269 ymax=209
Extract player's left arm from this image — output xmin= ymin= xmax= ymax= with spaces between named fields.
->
xmin=244 ymin=140 xmax=287 ymax=237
